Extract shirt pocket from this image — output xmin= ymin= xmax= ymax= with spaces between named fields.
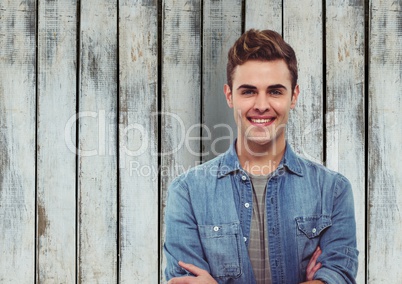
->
xmin=296 ymin=215 xmax=332 ymax=238
xmin=198 ymin=222 xmax=242 ymax=279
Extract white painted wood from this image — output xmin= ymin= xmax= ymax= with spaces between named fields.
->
xmin=368 ymin=0 xmax=402 ymax=283
xmin=245 ymin=0 xmax=282 ymax=33
xmin=0 ymin=1 xmax=36 ymax=283
xmin=283 ymin=0 xmax=324 ymax=163
xmin=118 ymin=1 xmax=158 ymax=282
xmin=2 ymin=1 xmax=402 ymax=282
xmin=36 ymin=0 xmax=77 ymax=282
xmin=160 ymin=0 xmax=202 ymax=281
xmin=202 ymin=0 xmax=242 ymax=161
xmin=325 ymin=2 xmax=365 ymax=283
xmin=78 ymin=1 xmax=118 ymax=282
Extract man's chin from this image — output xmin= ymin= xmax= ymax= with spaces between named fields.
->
xmin=246 ymin=136 xmax=273 ymax=146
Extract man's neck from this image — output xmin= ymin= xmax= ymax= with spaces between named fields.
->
xmin=236 ymin=138 xmax=286 ymax=175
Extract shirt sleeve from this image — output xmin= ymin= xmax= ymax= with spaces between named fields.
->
xmin=314 ymin=175 xmax=359 ymax=284
xmin=163 ymin=178 xmax=211 ymax=281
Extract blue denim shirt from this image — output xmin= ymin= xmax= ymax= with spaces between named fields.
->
xmin=164 ymin=142 xmax=358 ymax=283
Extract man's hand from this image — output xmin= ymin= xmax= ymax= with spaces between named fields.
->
xmin=300 ymin=246 xmax=323 ymax=284
xmin=168 ymin=261 xmax=218 ymax=284
xmin=306 ymin=246 xmax=322 ymax=280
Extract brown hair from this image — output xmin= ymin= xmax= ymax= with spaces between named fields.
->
xmin=226 ymin=29 xmax=298 ymax=91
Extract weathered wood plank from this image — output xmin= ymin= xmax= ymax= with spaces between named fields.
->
xmin=245 ymin=0 xmax=282 ymax=33
xmin=118 ymin=0 xmax=158 ymax=282
xmin=283 ymin=0 xmax=324 ymax=163
xmin=202 ymin=0 xmax=242 ymax=161
xmin=160 ymin=0 xmax=202 ymax=281
xmin=36 ymin=0 xmax=77 ymax=282
xmin=0 ymin=1 xmax=36 ymax=283
xmin=78 ymin=1 xmax=118 ymax=282
xmin=325 ymin=1 xmax=365 ymax=283
xmin=368 ymin=0 xmax=402 ymax=282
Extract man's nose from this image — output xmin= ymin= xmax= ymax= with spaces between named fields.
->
xmin=254 ymin=92 xmax=270 ymax=113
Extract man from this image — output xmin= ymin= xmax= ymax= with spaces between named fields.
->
xmin=164 ymin=29 xmax=358 ymax=284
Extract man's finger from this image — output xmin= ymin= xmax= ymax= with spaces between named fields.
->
xmin=168 ymin=276 xmax=194 ymax=284
xmin=306 ymin=247 xmax=322 ymax=281
xmin=306 ymin=263 xmax=322 ymax=281
xmin=312 ymin=246 xmax=321 ymax=260
xmin=178 ymin=261 xmax=207 ymax=276
xmin=307 ymin=247 xmax=321 ymax=269
xmin=311 ymin=262 xmax=322 ymax=274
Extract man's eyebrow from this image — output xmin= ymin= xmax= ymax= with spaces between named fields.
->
xmin=236 ymin=84 xmax=288 ymax=90
xmin=268 ymin=84 xmax=287 ymax=90
xmin=237 ymin=84 xmax=257 ymax=90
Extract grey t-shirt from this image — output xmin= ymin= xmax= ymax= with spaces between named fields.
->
xmin=248 ymin=173 xmax=272 ymax=284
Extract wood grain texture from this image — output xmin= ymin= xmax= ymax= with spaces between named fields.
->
xmin=2 ymin=1 xmax=402 ymax=282
xmin=325 ymin=1 xmax=365 ymax=283
xmin=0 ymin=0 xmax=36 ymax=282
xmin=202 ymin=0 xmax=242 ymax=161
xmin=368 ymin=0 xmax=402 ymax=282
xmin=283 ymin=0 xmax=324 ymax=163
xmin=245 ymin=0 xmax=282 ymax=33
xmin=78 ymin=1 xmax=118 ymax=282
xmin=36 ymin=0 xmax=77 ymax=282
xmin=118 ymin=0 xmax=158 ymax=282
xmin=160 ymin=0 xmax=202 ymax=281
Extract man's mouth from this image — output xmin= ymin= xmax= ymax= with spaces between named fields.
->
xmin=248 ymin=117 xmax=275 ymax=125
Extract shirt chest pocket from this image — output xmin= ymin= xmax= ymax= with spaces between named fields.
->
xmin=198 ymin=222 xmax=242 ymax=279
xmin=296 ymin=215 xmax=332 ymax=238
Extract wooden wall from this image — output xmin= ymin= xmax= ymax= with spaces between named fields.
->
xmin=0 ymin=0 xmax=400 ymax=283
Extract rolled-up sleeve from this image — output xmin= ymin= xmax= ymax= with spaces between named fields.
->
xmin=163 ymin=178 xmax=210 ymax=281
xmin=314 ymin=175 xmax=359 ymax=284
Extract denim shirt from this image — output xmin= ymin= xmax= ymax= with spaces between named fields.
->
xmin=164 ymin=142 xmax=358 ymax=284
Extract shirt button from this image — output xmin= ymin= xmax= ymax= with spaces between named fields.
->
xmin=213 ymin=226 xmax=219 ymax=232
xmin=244 ymin=203 xmax=250 ymax=208
xmin=244 ymin=237 xmax=247 ymax=242
xmin=241 ymin=175 xmax=247 ymax=181
xmin=312 ymin=228 xmax=317 ymax=233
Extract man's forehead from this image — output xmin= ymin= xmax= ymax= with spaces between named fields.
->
xmin=232 ymin=60 xmax=293 ymax=86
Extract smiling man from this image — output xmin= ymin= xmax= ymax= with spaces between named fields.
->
xmin=164 ymin=29 xmax=358 ymax=284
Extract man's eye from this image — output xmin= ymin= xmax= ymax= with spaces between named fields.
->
xmin=242 ymin=89 xmax=255 ymax=95
xmin=270 ymin=90 xmax=282 ymax=95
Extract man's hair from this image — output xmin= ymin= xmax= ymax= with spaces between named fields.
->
xmin=226 ymin=29 xmax=298 ymax=91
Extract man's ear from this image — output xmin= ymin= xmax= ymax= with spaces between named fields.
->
xmin=290 ymin=84 xmax=300 ymax=109
xmin=224 ymin=84 xmax=233 ymax=108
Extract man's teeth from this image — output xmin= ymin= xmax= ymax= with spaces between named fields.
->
xmin=251 ymin=118 xmax=273 ymax=123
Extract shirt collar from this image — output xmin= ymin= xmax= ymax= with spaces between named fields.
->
xmin=217 ymin=140 xmax=304 ymax=178
xmin=281 ymin=142 xmax=303 ymax=176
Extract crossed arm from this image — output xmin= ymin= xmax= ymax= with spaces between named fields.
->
xmin=168 ymin=246 xmax=324 ymax=284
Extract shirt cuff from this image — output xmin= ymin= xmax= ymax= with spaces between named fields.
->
xmin=314 ymin=267 xmax=352 ymax=284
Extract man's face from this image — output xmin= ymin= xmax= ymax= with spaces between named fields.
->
xmin=224 ymin=59 xmax=299 ymax=150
